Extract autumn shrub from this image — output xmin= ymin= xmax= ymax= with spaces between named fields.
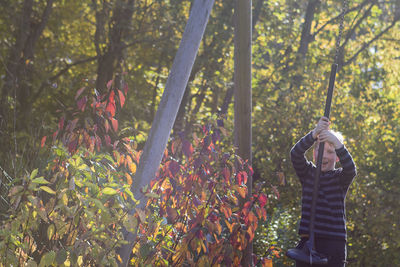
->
xmin=0 ymin=81 xmax=277 ymax=266
xmin=129 ymin=121 xmax=277 ymax=266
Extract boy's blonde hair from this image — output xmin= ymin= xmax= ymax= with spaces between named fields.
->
xmin=330 ymin=129 xmax=344 ymax=144
xmin=314 ymin=129 xmax=344 ymax=148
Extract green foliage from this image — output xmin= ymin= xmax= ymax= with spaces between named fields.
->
xmin=0 ymin=144 xmax=135 ymax=266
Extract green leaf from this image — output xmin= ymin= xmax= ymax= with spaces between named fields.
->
xmin=92 ymin=198 xmax=106 ymax=211
xmin=30 ymin=169 xmax=39 ymax=180
xmin=124 ymin=187 xmax=136 ymax=202
xmin=56 ymin=249 xmax=68 ymax=264
xmin=40 ymin=186 xmax=56 ymax=195
xmin=26 ymin=260 xmax=38 ymax=267
xmin=102 ymin=187 xmax=117 ymax=195
xmin=145 ymin=192 xmax=159 ymax=198
xmin=32 ymin=177 xmax=50 ymax=184
xmin=39 ymin=251 xmax=55 ymax=267
xmin=123 ymin=214 xmax=138 ymax=232
xmin=74 ymin=179 xmax=84 ymax=188
xmin=77 ymin=164 xmax=87 ymax=170
xmin=139 ymin=242 xmax=151 ymax=258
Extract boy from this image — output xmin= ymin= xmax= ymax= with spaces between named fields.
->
xmin=290 ymin=117 xmax=357 ymax=267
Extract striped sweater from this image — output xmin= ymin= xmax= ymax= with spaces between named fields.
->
xmin=290 ymin=131 xmax=357 ymax=240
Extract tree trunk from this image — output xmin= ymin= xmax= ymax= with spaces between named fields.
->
xmin=1 ymin=0 xmax=54 ymax=129
xmin=234 ymin=0 xmax=253 ymax=266
xmin=297 ymin=0 xmax=320 ymax=60
xmin=95 ymin=0 xmax=135 ymax=93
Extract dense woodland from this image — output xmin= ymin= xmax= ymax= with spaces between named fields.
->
xmin=0 ymin=0 xmax=399 ymax=266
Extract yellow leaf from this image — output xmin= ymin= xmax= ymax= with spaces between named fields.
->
xmin=117 ymin=255 xmax=122 ymax=263
xmin=129 ymin=162 xmax=137 ymax=174
xmin=102 ymin=187 xmax=117 ymax=195
xmin=262 ymin=258 xmax=273 ymax=267
xmin=125 ymin=173 xmax=133 ymax=185
xmin=237 ymin=186 xmax=247 ymax=198
xmin=40 ymin=186 xmax=56 ymax=195
xmin=77 ymin=255 xmax=83 ymax=266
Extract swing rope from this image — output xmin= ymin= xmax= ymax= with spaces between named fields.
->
xmin=287 ymin=0 xmax=349 ymax=264
xmin=334 ymin=0 xmax=349 ymax=66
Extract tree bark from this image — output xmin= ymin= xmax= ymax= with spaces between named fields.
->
xmin=95 ymin=0 xmax=135 ymax=93
xmin=235 ymin=0 xmax=253 ymax=266
xmin=297 ymin=0 xmax=320 ymax=60
xmin=1 ymin=0 xmax=55 ymax=130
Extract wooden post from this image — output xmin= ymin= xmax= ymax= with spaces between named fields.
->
xmin=117 ymin=0 xmax=215 ymax=266
xmin=234 ymin=0 xmax=253 ymax=266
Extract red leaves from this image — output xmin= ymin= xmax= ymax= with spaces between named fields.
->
xmin=75 ymin=87 xmax=86 ymax=100
xmin=182 ymin=140 xmax=193 ymax=158
xmin=118 ymin=90 xmax=125 ymax=108
xmin=77 ymin=96 xmax=87 ymax=111
xmin=111 ymin=118 xmax=118 ymax=132
xmin=168 ymin=160 xmax=180 ymax=177
xmin=125 ymin=121 xmax=279 ymax=266
xmin=45 ymin=77 xmax=130 ymax=158
xmin=41 ymin=136 xmax=47 ymax=148
xmin=106 ymin=97 xmax=116 ymax=117
xmin=237 ymin=171 xmax=248 ymax=185
xmin=258 ymin=193 xmax=268 ymax=208
xmin=222 ymin=167 xmax=230 ymax=182
xmin=58 ymin=117 xmax=65 ymax=131
xmin=222 ymin=205 xmax=232 ymax=219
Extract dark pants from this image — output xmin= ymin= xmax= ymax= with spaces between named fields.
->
xmin=295 ymin=237 xmax=347 ymax=267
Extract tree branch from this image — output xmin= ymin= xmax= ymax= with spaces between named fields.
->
xmin=33 ymin=56 xmax=98 ymax=101
xmin=344 ymin=19 xmax=400 ymax=66
xmin=311 ymin=0 xmax=372 ymax=39
xmin=340 ymin=1 xmax=377 ymax=52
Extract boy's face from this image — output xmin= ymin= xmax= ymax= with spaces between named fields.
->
xmin=313 ymin=141 xmax=339 ymax=172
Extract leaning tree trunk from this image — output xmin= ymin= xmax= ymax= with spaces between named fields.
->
xmin=117 ymin=0 xmax=215 ymax=265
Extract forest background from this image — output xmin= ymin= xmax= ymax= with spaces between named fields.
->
xmin=0 ymin=0 xmax=399 ymax=266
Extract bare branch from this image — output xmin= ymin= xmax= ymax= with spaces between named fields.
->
xmin=340 ymin=1 xmax=377 ymax=51
xmin=33 ymin=56 xmax=98 ymax=100
xmin=344 ymin=19 xmax=400 ymax=66
xmin=311 ymin=0 xmax=373 ymax=39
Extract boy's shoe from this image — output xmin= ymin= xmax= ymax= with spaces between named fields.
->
xmin=286 ymin=238 xmax=328 ymax=265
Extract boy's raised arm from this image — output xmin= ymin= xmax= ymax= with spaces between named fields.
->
xmin=336 ymin=146 xmax=357 ymax=187
xmin=290 ymin=131 xmax=315 ymax=183
xmin=291 ymin=117 xmax=329 ymax=183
